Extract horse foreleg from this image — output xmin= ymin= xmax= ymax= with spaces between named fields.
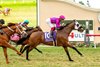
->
xmin=63 ymin=46 xmax=73 ymax=61
xmin=26 ymin=46 xmax=38 ymax=60
xmin=21 ymin=45 xmax=29 ymax=54
xmin=20 ymin=45 xmax=25 ymax=53
xmin=2 ymin=47 xmax=9 ymax=64
xmin=72 ymin=47 xmax=83 ymax=56
xmin=35 ymin=48 xmax=42 ymax=54
xmin=66 ymin=42 xmax=83 ymax=56
xmin=26 ymin=46 xmax=30 ymax=60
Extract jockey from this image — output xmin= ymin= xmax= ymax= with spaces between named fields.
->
xmin=10 ymin=20 xmax=30 ymax=42
xmin=20 ymin=20 xmax=29 ymax=29
xmin=46 ymin=15 xmax=65 ymax=37
xmin=4 ymin=8 xmax=11 ymax=15
xmin=0 ymin=19 xmax=5 ymax=34
xmin=19 ymin=20 xmax=33 ymax=30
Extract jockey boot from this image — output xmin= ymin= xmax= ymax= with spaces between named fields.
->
xmin=50 ymin=31 xmax=53 ymax=38
xmin=53 ymin=37 xmax=56 ymax=46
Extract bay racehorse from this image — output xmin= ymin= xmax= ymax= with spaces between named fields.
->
xmin=0 ymin=23 xmax=24 ymax=64
xmin=21 ymin=20 xmax=84 ymax=61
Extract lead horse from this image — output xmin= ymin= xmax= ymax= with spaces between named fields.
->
xmin=0 ymin=23 xmax=24 ymax=64
xmin=21 ymin=20 xmax=84 ymax=61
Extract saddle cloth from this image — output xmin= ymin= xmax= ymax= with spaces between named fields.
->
xmin=44 ymin=31 xmax=56 ymax=42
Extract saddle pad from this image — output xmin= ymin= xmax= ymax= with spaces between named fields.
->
xmin=44 ymin=32 xmax=56 ymax=42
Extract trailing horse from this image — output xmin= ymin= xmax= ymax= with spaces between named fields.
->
xmin=21 ymin=20 xmax=84 ymax=61
xmin=0 ymin=8 xmax=11 ymax=16
xmin=0 ymin=23 xmax=24 ymax=64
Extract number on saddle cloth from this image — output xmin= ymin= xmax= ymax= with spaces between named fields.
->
xmin=44 ymin=31 xmax=56 ymax=42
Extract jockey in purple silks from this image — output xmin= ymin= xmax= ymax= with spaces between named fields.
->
xmin=46 ymin=15 xmax=65 ymax=37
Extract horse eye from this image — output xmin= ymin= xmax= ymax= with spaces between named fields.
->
xmin=77 ymin=24 xmax=79 ymax=27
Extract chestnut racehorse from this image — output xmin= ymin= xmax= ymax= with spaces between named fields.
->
xmin=21 ymin=20 xmax=84 ymax=61
xmin=0 ymin=23 xmax=24 ymax=64
xmin=0 ymin=8 xmax=11 ymax=16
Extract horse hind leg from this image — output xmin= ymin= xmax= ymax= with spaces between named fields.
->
xmin=63 ymin=46 xmax=73 ymax=61
xmin=2 ymin=47 xmax=9 ymax=64
xmin=20 ymin=45 xmax=25 ymax=53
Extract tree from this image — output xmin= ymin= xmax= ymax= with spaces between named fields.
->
xmin=79 ymin=1 xmax=85 ymax=5
xmin=87 ymin=0 xmax=90 ymax=7
xmin=73 ymin=0 xmax=75 ymax=2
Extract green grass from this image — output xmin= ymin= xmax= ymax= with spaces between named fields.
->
xmin=0 ymin=46 xmax=100 ymax=67
xmin=0 ymin=2 xmax=37 ymax=27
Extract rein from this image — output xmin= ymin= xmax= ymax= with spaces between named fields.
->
xmin=7 ymin=26 xmax=14 ymax=32
xmin=16 ymin=26 xmax=23 ymax=34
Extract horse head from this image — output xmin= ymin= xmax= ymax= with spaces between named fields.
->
xmin=73 ymin=20 xmax=84 ymax=32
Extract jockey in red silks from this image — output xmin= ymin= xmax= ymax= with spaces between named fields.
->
xmin=46 ymin=15 xmax=65 ymax=37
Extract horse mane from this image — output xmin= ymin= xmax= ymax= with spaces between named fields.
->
xmin=7 ymin=23 xmax=16 ymax=26
xmin=58 ymin=21 xmax=73 ymax=30
xmin=0 ymin=23 xmax=17 ymax=29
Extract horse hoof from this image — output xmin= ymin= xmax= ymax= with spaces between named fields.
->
xmin=27 ymin=59 xmax=30 ymax=61
xmin=81 ymin=54 xmax=84 ymax=57
xmin=17 ymin=52 xmax=22 ymax=55
xmin=69 ymin=60 xmax=74 ymax=62
xmin=6 ymin=61 xmax=10 ymax=64
xmin=20 ymin=54 xmax=24 ymax=57
xmin=40 ymin=51 xmax=43 ymax=54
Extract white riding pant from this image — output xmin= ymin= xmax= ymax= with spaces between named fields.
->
xmin=46 ymin=18 xmax=56 ymax=28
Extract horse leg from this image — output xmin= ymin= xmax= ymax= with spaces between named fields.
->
xmin=66 ymin=42 xmax=83 ymax=56
xmin=63 ymin=46 xmax=73 ymax=61
xmin=35 ymin=48 xmax=42 ymax=54
xmin=26 ymin=46 xmax=37 ymax=60
xmin=21 ymin=45 xmax=30 ymax=60
xmin=21 ymin=45 xmax=29 ymax=54
xmin=20 ymin=45 xmax=25 ymax=53
xmin=26 ymin=46 xmax=30 ymax=60
xmin=4 ymin=42 xmax=23 ymax=56
xmin=72 ymin=47 xmax=83 ymax=56
xmin=2 ymin=47 xmax=9 ymax=64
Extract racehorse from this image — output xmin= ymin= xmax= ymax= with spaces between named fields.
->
xmin=21 ymin=20 xmax=84 ymax=61
xmin=0 ymin=23 xmax=24 ymax=64
xmin=0 ymin=8 xmax=11 ymax=16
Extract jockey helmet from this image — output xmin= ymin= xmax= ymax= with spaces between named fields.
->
xmin=59 ymin=15 xmax=65 ymax=20
xmin=0 ymin=19 xmax=5 ymax=24
xmin=23 ymin=20 xmax=29 ymax=24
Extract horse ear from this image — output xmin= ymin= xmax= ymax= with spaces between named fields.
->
xmin=73 ymin=19 xmax=76 ymax=22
